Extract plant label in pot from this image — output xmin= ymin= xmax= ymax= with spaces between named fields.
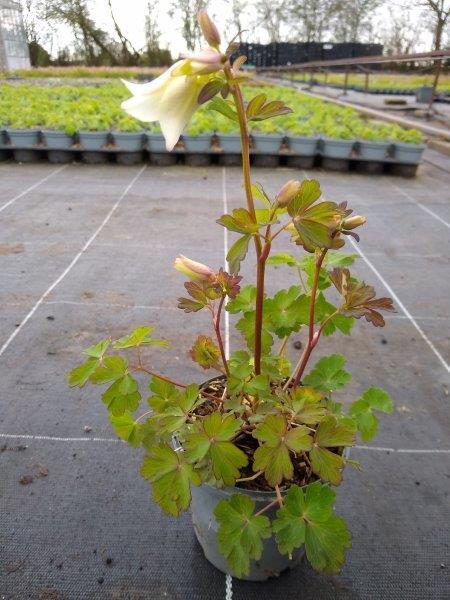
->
xmin=69 ymin=9 xmax=395 ymax=584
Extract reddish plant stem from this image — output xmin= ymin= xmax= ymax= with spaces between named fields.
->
xmin=291 ymin=249 xmax=328 ymax=387
xmin=131 ymin=364 xmax=187 ymax=388
xmin=214 ymin=294 xmax=230 ymax=376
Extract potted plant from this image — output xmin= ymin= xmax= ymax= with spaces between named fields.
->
xmin=41 ymin=115 xmax=76 ymax=164
xmin=111 ymin=116 xmax=145 ymax=165
xmin=146 ymin=126 xmax=178 ymax=166
xmin=393 ymin=129 xmax=425 ymax=165
xmin=76 ymin=115 xmax=111 ymax=164
xmin=183 ymin=123 xmax=212 ymax=166
xmin=69 ymin=11 xmax=395 ymax=583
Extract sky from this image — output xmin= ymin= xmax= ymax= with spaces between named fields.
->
xmin=39 ymin=0 xmax=433 ymax=58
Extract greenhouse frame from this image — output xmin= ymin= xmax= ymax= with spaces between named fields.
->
xmin=0 ymin=0 xmax=30 ymax=70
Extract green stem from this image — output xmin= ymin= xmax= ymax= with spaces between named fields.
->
xmin=254 ymin=241 xmax=271 ymax=375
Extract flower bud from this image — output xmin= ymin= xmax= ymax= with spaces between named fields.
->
xmin=174 ymin=255 xmax=215 ymax=282
xmin=275 ymin=180 xmax=301 ymax=207
xmin=197 ymin=9 xmax=221 ymax=48
xmin=342 ymin=215 xmax=366 ymax=230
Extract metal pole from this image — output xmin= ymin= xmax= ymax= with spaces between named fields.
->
xmin=343 ymin=67 xmax=349 ymax=95
xmin=427 ymin=58 xmax=443 ymax=115
xmin=365 ymin=71 xmax=369 ymax=94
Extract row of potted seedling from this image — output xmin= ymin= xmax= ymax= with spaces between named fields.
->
xmin=0 ymin=128 xmax=425 ymax=163
xmin=0 ymin=129 xmax=424 ymax=176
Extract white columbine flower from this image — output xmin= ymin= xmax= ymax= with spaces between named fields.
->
xmin=121 ymin=49 xmax=223 ymax=151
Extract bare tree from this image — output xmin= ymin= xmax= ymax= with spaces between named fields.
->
xmin=107 ymin=0 xmax=140 ymax=65
xmin=332 ymin=0 xmax=383 ymax=43
xmin=227 ymin=0 xmax=246 ymax=42
xmin=255 ymin=0 xmax=288 ymax=43
xmin=43 ymin=0 xmax=119 ymax=65
xmin=416 ymin=0 xmax=450 ymax=50
xmin=170 ymin=0 xmax=209 ymax=51
xmin=380 ymin=7 xmax=423 ymax=54
xmin=289 ymin=0 xmax=342 ymax=42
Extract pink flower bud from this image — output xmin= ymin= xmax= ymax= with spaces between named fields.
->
xmin=343 ymin=215 xmax=366 ymax=230
xmin=275 ymin=180 xmax=301 ymax=207
xmin=174 ymin=255 xmax=215 ymax=282
xmin=197 ymin=9 xmax=221 ymax=48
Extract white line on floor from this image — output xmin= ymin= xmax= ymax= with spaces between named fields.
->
xmin=0 ymin=165 xmax=147 ymax=359
xmin=222 ymin=167 xmax=233 ymax=600
xmin=354 ymin=445 xmax=450 ymax=454
xmin=43 ymin=299 xmax=178 ymax=310
xmin=365 ymin=252 xmax=446 ymax=260
xmin=389 ymin=182 xmax=450 ymax=229
xmin=1 ymin=433 xmax=448 ymax=455
xmin=0 ymin=165 xmax=67 ymax=214
xmin=0 ymin=433 xmax=120 ymax=443
xmin=347 ymin=237 xmax=450 ymax=373
xmin=225 ymin=574 xmax=233 ymax=600
xmin=222 ymin=167 xmax=230 ymax=359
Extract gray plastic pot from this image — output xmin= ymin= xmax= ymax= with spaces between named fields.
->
xmin=251 ymin=134 xmax=283 ymax=154
xmin=42 ymin=130 xmax=74 ymax=150
xmin=357 ymin=140 xmax=391 ymax=161
xmin=393 ymin=143 xmax=425 ymax=165
xmin=113 ymin=132 xmax=145 ymax=152
xmin=218 ymin=134 xmax=241 ymax=153
xmin=0 ymin=129 xmax=7 ymax=147
xmin=78 ymin=131 xmax=109 ymax=151
xmin=183 ymin=134 xmax=211 ymax=153
xmin=146 ymin=133 xmax=167 ymax=153
xmin=7 ymin=129 xmax=40 ymax=148
xmin=190 ymin=483 xmax=302 ymax=581
xmin=320 ymin=138 xmax=354 ymax=159
xmin=288 ymin=136 xmax=318 ymax=156
xmin=416 ymin=86 xmax=433 ymax=104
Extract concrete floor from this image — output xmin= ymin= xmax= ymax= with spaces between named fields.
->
xmin=0 ymin=161 xmax=449 ymax=599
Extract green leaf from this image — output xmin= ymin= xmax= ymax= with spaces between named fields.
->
xmin=309 ymin=416 xmax=355 ymax=484
xmin=286 ymin=386 xmax=327 ymax=425
xmin=226 ymin=285 xmax=256 ymax=314
xmin=148 ymin=376 xmax=178 ymax=411
xmin=140 ymin=444 xmax=201 ymax=516
xmin=253 ymin=415 xmax=312 ymax=486
xmin=273 ymin=482 xmax=351 ymax=573
xmin=265 ymin=286 xmax=306 ymax=337
xmin=68 ymin=358 xmax=98 ymax=387
xmin=90 ymin=356 xmax=128 ymax=384
xmin=266 ymin=252 xmax=299 ymax=267
xmin=227 ymin=234 xmax=251 ymax=274
xmin=84 ymin=338 xmax=110 ymax=358
xmin=326 ymin=252 xmax=359 ymax=268
xmin=349 ymin=387 xmax=393 ymax=442
xmin=214 ymin=494 xmax=271 ymax=578
xmin=184 ymin=413 xmax=247 ymax=486
xmin=207 ymin=96 xmax=238 ymax=122
xmin=251 ymin=182 xmax=271 ymax=208
xmin=217 ymin=208 xmax=259 ymax=234
xmin=236 ymin=311 xmax=274 ymax=354
xmin=101 ymin=374 xmax=141 ymax=416
xmin=189 ymin=335 xmax=221 ymax=370
xmin=288 ymin=179 xmax=321 ymax=215
xmin=109 ymin=412 xmax=143 ymax=447
xmin=150 ymin=383 xmax=201 ymax=435
xmin=322 ymin=314 xmax=354 ymax=337
xmin=303 ymin=354 xmax=351 ymax=393
xmin=113 ymin=326 xmax=168 ymax=349
xmin=198 ymin=78 xmax=224 ymax=104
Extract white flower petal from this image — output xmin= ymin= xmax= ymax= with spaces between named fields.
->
xmin=159 ymin=75 xmax=205 ymax=150
xmin=121 ymin=61 xmax=184 ymax=96
xmin=121 ymin=93 xmax=162 ymax=123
